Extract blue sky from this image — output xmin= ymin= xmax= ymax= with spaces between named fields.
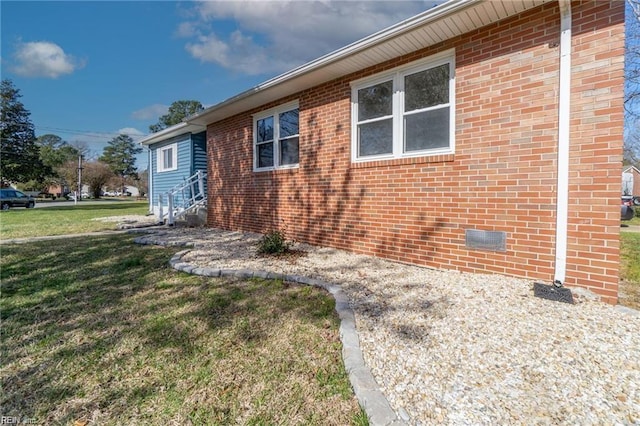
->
xmin=1 ymin=1 xmax=439 ymax=170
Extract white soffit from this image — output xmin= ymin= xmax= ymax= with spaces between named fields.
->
xmin=189 ymin=0 xmax=553 ymax=126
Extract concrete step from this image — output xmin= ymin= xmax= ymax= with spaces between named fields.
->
xmin=176 ymin=205 xmax=207 ymax=227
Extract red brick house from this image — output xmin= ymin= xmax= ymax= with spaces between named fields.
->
xmin=623 ymin=165 xmax=640 ymax=197
xmin=188 ymin=0 xmax=624 ymax=304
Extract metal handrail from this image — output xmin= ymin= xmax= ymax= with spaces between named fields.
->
xmin=157 ymin=170 xmax=207 ymax=225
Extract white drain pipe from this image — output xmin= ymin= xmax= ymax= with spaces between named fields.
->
xmin=554 ymin=0 xmax=571 ymax=286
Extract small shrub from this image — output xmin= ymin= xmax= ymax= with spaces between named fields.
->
xmin=257 ymin=228 xmax=292 ymax=255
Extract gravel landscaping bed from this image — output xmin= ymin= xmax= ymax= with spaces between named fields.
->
xmin=134 ymin=227 xmax=640 ymax=425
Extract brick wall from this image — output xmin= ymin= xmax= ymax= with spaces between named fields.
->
xmin=207 ymin=1 xmax=625 ymax=304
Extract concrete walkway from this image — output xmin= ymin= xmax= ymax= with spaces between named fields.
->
xmin=621 ymin=224 xmax=640 ymax=233
xmin=0 ymin=230 xmax=132 ymax=245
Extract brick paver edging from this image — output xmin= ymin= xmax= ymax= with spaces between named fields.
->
xmin=164 ymin=247 xmax=407 ymax=426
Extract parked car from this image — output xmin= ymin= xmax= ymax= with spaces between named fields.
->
xmin=622 ymin=197 xmax=635 ymax=221
xmin=0 ymin=188 xmax=36 ymax=210
xmin=66 ymin=192 xmax=90 ymax=201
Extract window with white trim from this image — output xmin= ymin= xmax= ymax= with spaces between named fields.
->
xmin=254 ymin=102 xmax=299 ymax=171
xmin=351 ymin=51 xmax=455 ymax=162
xmin=157 ymin=143 xmax=178 ymax=172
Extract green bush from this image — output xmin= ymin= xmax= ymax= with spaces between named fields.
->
xmin=257 ymin=228 xmax=292 ymax=254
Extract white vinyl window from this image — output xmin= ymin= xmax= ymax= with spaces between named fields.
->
xmin=157 ymin=143 xmax=178 ymax=172
xmin=351 ymin=50 xmax=455 ymax=162
xmin=254 ymin=101 xmax=299 ymax=171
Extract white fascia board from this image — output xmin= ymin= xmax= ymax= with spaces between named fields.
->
xmin=138 ymin=122 xmax=206 ymax=146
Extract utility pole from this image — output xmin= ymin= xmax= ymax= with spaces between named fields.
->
xmin=76 ymin=155 xmax=83 ymax=205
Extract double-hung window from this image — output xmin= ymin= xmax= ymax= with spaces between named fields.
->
xmin=157 ymin=143 xmax=178 ymax=172
xmin=351 ymin=51 xmax=454 ymax=162
xmin=254 ymin=101 xmax=299 ymax=171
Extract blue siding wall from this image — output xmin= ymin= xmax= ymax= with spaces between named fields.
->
xmin=192 ymin=131 xmax=207 ymax=174
xmin=149 ymin=131 xmax=208 ymax=215
xmin=150 ymin=133 xmax=192 ymax=210
xmin=192 ymin=131 xmax=207 ymax=195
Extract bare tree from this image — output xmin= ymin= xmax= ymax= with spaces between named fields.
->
xmin=59 ymin=159 xmax=114 ymax=198
xmin=626 ymin=0 xmax=640 ymax=165
xmin=134 ymin=169 xmax=148 ymax=197
xmin=84 ymin=162 xmax=116 ymax=198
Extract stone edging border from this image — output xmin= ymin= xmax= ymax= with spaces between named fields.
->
xmin=160 ymin=245 xmax=407 ymax=426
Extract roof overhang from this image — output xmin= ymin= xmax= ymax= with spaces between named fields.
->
xmin=138 ymin=122 xmax=206 ymax=146
xmin=188 ymin=0 xmax=554 ymax=127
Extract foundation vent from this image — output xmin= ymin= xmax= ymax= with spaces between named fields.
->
xmin=465 ymin=229 xmax=507 ymax=252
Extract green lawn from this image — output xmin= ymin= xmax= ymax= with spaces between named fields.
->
xmin=0 ymin=235 xmax=366 ymax=425
xmin=0 ymin=201 xmax=149 ymax=239
xmin=620 ymin=232 xmax=640 ymax=310
xmin=624 ymin=213 xmax=640 ymax=226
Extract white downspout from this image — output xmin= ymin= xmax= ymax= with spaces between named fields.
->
xmin=554 ymin=0 xmax=571 ymax=286
xmin=148 ymin=149 xmax=154 ymax=214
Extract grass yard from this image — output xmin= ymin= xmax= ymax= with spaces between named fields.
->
xmin=0 ymin=235 xmax=365 ymax=425
xmin=0 ymin=201 xmax=149 ymax=240
xmin=620 ymin=232 xmax=640 ymax=310
xmin=624 ymin=214 xmax=640 ymax=226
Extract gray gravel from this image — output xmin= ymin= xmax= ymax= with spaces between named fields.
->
xmin=133 ymin=226 xmax=640 ymax=425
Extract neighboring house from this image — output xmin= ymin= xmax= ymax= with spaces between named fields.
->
xmin=139 ymin=123 xmax=207 ymax=218
xmin=45 ymin=184 xmax=71 ymax=198
xmin=622 ymin=165 xmax=640 ymax=197
xmin=184 ymin=0 xmax=624 ymax=304
xmin=121 ymin=185 xmax=140 ymax=197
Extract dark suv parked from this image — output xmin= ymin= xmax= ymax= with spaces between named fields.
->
xmin=0 ymin=188 xmax=35 ymax=210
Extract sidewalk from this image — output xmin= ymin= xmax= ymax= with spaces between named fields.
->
xmin=0 ymin=230 xmax=129 ymax=245
xmin=621 ymin=224 xmax=640 ymax=233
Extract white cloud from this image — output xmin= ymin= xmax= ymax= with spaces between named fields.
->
xmin=175 ymin=21 xmax=200 ymax=38
xmin=12 ymin=41 xmax=85 ymax=78
xmin=117 ymin=127 xmax=146 ymax=142
xmin=180 ymin=1 xmax=442 ymax=75
xmin=131 ymin=104 xmax=169 ymax=121
xmin=186 ymin=30 xmax=294 ymax=75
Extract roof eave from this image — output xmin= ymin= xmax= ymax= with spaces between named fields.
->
xmin=138 ymin=122 xmax=206 ymax=146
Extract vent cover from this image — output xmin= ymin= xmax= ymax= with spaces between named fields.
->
xmin=465 ymin=229 xmax=507 ymax=252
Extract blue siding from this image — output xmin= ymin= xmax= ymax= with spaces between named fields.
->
xmin=149 ymin=131 xmax=208 ymax=214
xmin=150 ymin=133 xmax=192 ymax=209
xmin=192 ymin=131 xmax=207 ymax=196
xmin=192 ymin=131 xmax=207 ymax=174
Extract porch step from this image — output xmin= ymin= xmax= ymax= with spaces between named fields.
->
xmin=176 ymin=205 xmax=207 ymax=227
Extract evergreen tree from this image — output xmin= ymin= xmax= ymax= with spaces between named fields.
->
xmin=149 ymin=100 xmax=204 ymax=133
xmin=0 ymin=79 xmax=44 ymax=185
xmin=99 ymin=134 xmax=142 ymax=193
xmin=37 ymin=134 xmax=79 ymax=170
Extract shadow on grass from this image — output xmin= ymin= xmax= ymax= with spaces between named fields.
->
xmin=1 ymin=235 xmax=179 ymax=420
xmin=0 ymin=235 xmax=359 ymax=424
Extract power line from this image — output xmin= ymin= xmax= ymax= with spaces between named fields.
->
xmin=33 ymin=125 xmax=149 ymax=141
